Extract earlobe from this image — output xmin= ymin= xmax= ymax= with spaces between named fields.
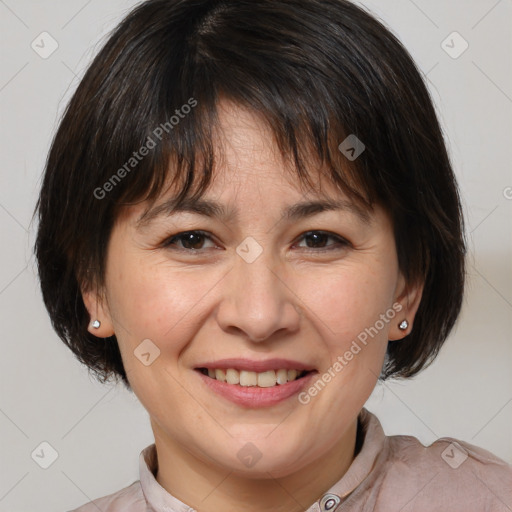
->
xmin=82 ymin=288 xmax=115 ymax=338
xmin=389 ymin=277 xmax=424 ymax=341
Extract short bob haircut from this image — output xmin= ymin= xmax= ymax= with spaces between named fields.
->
xmin=34 ymin=0 xmax=466 ymax=389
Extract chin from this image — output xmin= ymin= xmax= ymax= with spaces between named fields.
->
xmin=212 ymin=439 xmax=311 ymax=478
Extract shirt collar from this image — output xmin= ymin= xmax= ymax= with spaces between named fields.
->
xmin=139 ymin=407 xmax=385 ymax=512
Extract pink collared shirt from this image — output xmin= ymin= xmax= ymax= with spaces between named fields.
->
xmin=69 ymin=408 xmax=512 ymax=511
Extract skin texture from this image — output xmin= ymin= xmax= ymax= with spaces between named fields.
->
xmin=83 ymin=100 xmax=423 ymax=512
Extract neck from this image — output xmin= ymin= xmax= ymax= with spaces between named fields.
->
xmin=152 ymin=419 xmax=358 ymax=512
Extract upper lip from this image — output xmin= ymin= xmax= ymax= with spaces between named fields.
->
xmin=195 ymin=358 xmax=316 ymax=373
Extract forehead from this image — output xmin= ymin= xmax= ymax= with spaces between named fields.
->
xmin=208 ymin=100 xmax=311 ymax=188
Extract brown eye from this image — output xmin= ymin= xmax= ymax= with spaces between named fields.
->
xmin=162 ymin=231 xmax=215 ymax=251
xmin=161 ymin=229 xmax=349 ymax=254
xmin=296 ymin=231 xmax=349 ymax=251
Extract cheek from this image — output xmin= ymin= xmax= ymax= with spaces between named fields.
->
xmin=106 ymin=255 xmax=225 ymax=348
xmin=105 ymin=256 xmax=218 ymax=416
xmin=294 ymin=268 xmax=394 ymax=421
xmin=301 ymin=264 xmax=396 ymax=343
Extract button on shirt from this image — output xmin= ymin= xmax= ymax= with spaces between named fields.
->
xmin=69 ymin=408 xmax=512 ymax=511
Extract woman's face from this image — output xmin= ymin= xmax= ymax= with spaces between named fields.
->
xmin=85 ymin=100 xmax=420 ymax=479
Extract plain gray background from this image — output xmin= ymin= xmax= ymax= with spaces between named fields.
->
xmin=1 ymin=1 xmax=511 ymax=511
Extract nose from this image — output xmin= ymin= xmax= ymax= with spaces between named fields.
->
xmin=215 ymin=248 xmax=301 ymax=343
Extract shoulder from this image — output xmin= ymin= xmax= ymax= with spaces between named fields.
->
xmin=377 ymin=433 xmax=512 ymax=511
xmin=67 ymin=480 xmax=145 ymax=512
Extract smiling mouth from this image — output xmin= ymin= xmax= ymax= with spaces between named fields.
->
xmin=196 ymin=368 xmax=313 ymax=388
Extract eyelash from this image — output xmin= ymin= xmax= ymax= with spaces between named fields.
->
xmin=160 ymin=230 xmax=350 ymax=253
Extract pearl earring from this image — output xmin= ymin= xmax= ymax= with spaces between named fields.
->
xmin=91 ymin=320 xmax=101 ymax=329
xmin=398 ymin=319 xmax=408 ymax=331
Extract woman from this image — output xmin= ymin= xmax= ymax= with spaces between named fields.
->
xmin=34 ymin=0 xmax=512 ymax=510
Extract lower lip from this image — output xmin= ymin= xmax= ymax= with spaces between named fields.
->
xmin=195 ymin=370 xmax=317 ymax=408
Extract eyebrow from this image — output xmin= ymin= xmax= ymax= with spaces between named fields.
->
xmin=135 ymin=196 xmax=371 ymax=230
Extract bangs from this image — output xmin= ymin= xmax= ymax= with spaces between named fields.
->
xmin=114 ymin=94 xmax=375 ymax=222
xmin=99 ymin=1 xmax=383 ymax=221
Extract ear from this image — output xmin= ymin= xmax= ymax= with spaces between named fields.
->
xmin=388 ymin=273 xmax=424 ymax=341
xmin=82 ymin=285 xmax=115 ymax=338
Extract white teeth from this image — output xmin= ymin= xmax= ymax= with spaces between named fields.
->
xmin=226 ymin=368 xmax=240 ymax=385
xmin=276 ymin=369 xmax=288 ymax=385
xmin=215 ymin=369 xmax=226 ymax=382
xmin=239 ymin=370 xmax=258 ymax=386
xmin=203 ymin=368 xmax=307 ymax=387
xmin=287 ymin=369 xmax=298 ymax=381
xmin=257 ymin=370 xmax=277 ymax=388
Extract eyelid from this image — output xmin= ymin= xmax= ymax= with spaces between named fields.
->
xmin=160 ymin=230 xmax=351 ymax=252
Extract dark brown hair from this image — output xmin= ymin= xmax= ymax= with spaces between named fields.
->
xmin=34 ymin=0 xmax=466 ymax=388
